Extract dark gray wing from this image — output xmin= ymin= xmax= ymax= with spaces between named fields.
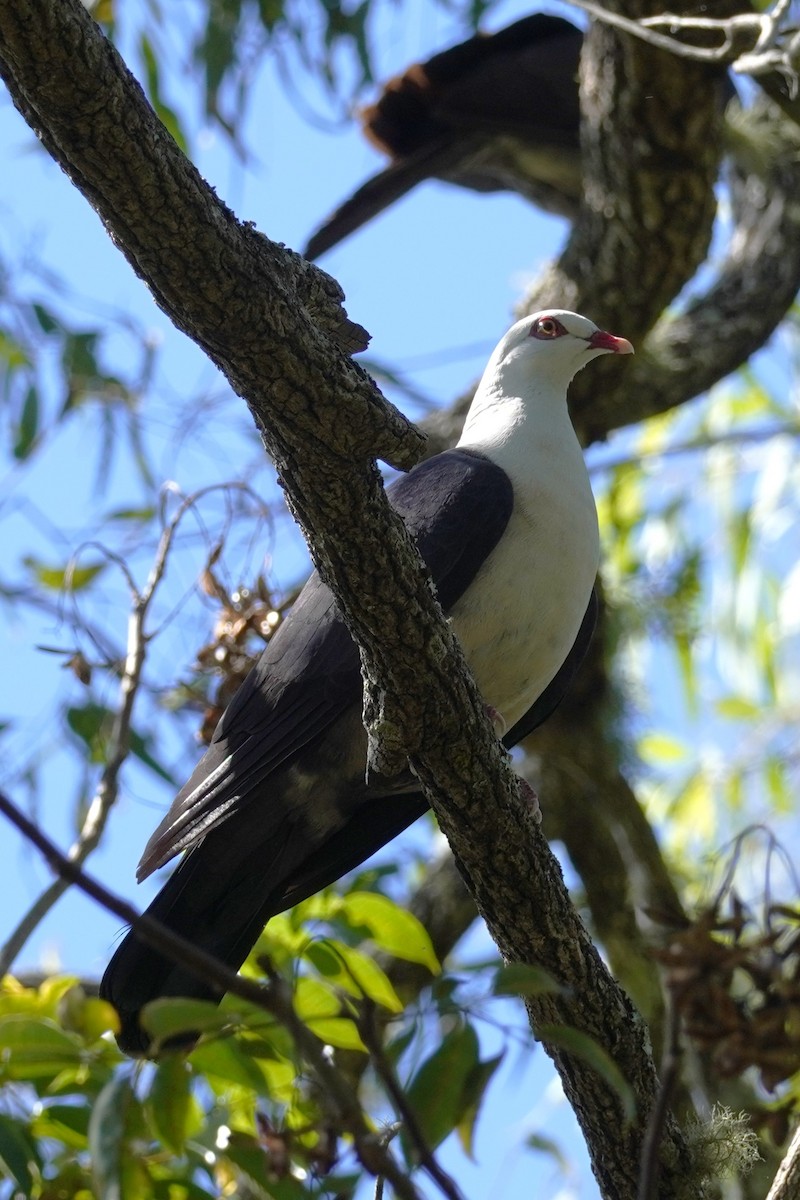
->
xmin=102 ymin=448 xmax=599 ymax=1055
xmin=137 ymin=447 xmax=514 ymax=878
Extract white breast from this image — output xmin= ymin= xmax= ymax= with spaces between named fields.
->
xmin=453 ymin=401 xmax=599 ymax=728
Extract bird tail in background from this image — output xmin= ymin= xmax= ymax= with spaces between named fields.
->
xmin=303 ymin=136 xmax=463 ymax=260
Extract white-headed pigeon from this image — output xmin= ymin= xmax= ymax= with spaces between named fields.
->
xmin=101 ymin=310 xmax=633 ymax=1054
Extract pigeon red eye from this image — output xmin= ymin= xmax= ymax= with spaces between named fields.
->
xmin=530 ymin=316 xmax=565 ymax=340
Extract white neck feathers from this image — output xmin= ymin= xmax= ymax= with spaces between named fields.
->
xmin=457 ymin=355 xmax=580 ymax=484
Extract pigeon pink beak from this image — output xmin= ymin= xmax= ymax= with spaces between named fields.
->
xmin=589 ymin=329 xmax=634 ymax=355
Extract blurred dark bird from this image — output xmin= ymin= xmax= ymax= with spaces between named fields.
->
xmin=304 ymin=14 xmax=584 ymax=260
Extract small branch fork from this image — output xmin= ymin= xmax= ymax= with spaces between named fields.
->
xmin=568 ymin=0 xmax=800 ymax=85
xmin=0 ymin=485 xmax=250 ymax=976
xmin=0 ymin=788 xmax=445 ymax=1200
xmin=357 ymin=1001 xmax=467 ymax=1200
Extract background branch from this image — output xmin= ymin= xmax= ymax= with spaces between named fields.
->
xmin=0 ymin=491 xmax=215 ymax=974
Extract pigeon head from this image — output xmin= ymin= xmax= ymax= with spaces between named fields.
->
xmin=487 ymin=310 xmax=633 ymax=392
xmin=458 ymin=310 xmax=633 ymax=456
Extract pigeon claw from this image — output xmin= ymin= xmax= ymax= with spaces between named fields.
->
xmin=517 ymin=775 xmax=541 ymax=824
xmin=485 ymin=704 xmax=508 ymax=737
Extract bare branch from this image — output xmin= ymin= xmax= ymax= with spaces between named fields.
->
xmin=567 ymin=0 xmax=740 ymax=62
xmin=567 ymin=0 xmax=800 ymax=84
xmin=0 ymin=788 xmax=275 ymax=1003
xmin=0 ymin=485 xmax=253 ymax=974
xmin=589 ymin=423 xmax=800 ymax=477
xmin=0 ymin=552 xmax=150 ymax=974
xmin=555 ymin=96 xmax=800 ymax=446
xmin=638 ymin=997 xmax=684 ymax=1200
xmin=259 ymin=968 xmax=428 ymax=1200
xmin=358 ymin=1001 xmax=466 ymax=1200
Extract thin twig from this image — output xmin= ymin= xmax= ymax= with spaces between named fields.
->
xmin=0 ymin=788 xmax=425 ymax=1200
xmin=0 ymin=789 xmax=267 ymax=1003
xmin=358 ymin=1001 xmax=467 ymax=1200
xmin=374 ymin=1122 xmax=403 ymax=1200
xmin=588 ymin=421 xmax=800 ymax=478
xmin=261 ymin=968 xmax=426 ymax=1200
xmin=0 ymin=580 xmax=148 ymax=974
xmin=567 ymin=0 xmax=740 ymax=61
xmin=1 ymin=544 xmax=156 ymax=972
xmin=766 ymin=1120 xmax=800 ymax=1200
xmin=567 ymin=0 xmax=799 ymax=81
xmin=0 ymin=483 xmax=266 ymax=975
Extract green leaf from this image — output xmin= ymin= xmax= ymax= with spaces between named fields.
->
xmin=32 ymin=1101 xmax=91 ymax=1150
xmin=128 ymin=727 xmax=177 ymax=784
xmin=404 ymin=1022 xmax=480 ymax=1156
xmin=729 ymin=507 xmax=753 ymax=576
xmin=0 ymin=328 xmax=31 ymax=371
xmin=456 ymin=1052 xmax=503 ymax=1158
xmin=57 ymin=986 xmax=120 ymax=1042
xmin=312 ymin=940 xmax=403 ymax=1013
xmin=0 ymin=1113 xmax=41 ymax=1192
xmin=26 ymin=556 xmax=106 ymax=592
xmin=675 ymin=632 xmax=698 ymax=714
xmin=190 ymin=1039 xmax=269 ymax=1091
xmin=0 ymin=1015 xmax=82 ymax=1079
xmin=670 ymin=770 xmax=714 ymax=838
xmin=384 ymin=1023 xmax=417 ymax=1067
xmin=148 ymin=1056 xmax=192 ymax=1155
xmin=64 ymin=704 xmax=174 ymax=781
xmin=88 ymin=1073 xmax=135 ymax=1200
xmin=526 ymin=1132 xmax=570 ymax=1171
xmin=766 ymin=755 xmax=790 ymax=811
xmin=292 ymin=977 xmax=341 ymax=1021
xmin=139 ymin=33 xmax=188 ymax=151
xmin=715 ymin=696 xmax=761 ymax=720
xmin=61 ymin=330 xmax=100 ymax=413
xmin=32 ymin=302 xmax=60 ymax=334
xmin=538 ymin=1024 xmax=637 ymax=1121
xmin=106 ymin=505 xmax=157 ymax=522
xmin=304 ymin=940 xmax=341 ymax=977
xmin=492 ymin=963 xmax=564 ymax=998
xmin=141 ymin=997 xmax=234 ymax=1043
xmin=244 ymin=1051 xmax=297 ymax=1102
xmin=306 ymin=1016 xmax=365 ymax=1050
xmin=638 ymin=733 xmax=687 ymax=766
xmin=340 ymin=892 xmax=440 ymax=973
xmin=66 ymin=701 xmax=110 ymax=762
xmin=151 ymin=1178 xmax=217 ymax=1200
xmin=13 ymin=384 xmax=39 ymax=459
xmin=219 ymin=1131 xmax=274 ymax=1196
